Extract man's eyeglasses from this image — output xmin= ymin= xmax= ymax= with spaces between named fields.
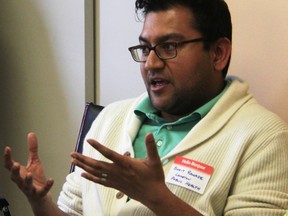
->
xmin=128 ymin=37 xmax=204 ymax=63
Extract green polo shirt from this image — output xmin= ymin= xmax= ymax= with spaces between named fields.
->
xmin=133 ymin=83 xmax=229 ymax=159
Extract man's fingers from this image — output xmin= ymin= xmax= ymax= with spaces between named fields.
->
xmin=145 ymin=133 xmax=160 ymax=160
xmin=86 ymin=139 xmax=124 ymax=165
xmin=27 ymin=132 xmax=40 ymax=163
xmin=22 ymin=174 xmax=54 ymax=197
xmin=39 ymin=178 xmax=54 ymax=197
xmin=10 ymin=162 xmax=25 ymax=184
xmin=4 ymin=146 xmax=13 ymax=170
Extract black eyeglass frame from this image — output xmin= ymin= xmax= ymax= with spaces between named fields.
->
xmin=128 ymin=37 xmax=205 ymax=63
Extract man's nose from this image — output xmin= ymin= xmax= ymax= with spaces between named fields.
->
xmin=144 ymin=50 xmax=164 ymax=70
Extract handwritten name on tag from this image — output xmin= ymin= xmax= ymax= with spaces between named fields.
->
xmin=166 ymin=156 xmax=214 ymax=194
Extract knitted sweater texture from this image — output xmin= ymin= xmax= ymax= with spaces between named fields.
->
xmin=58 ymin=78 xmax=288 ymax=216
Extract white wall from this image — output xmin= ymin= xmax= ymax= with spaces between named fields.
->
xmin=226 ymin=0 xmax=288 ymax=123
xmin=98 ymin=0 xmax=288 ymax=123
xmin=0 ymin=1 xmax=86 ymax=215
xmin=98 ymin=0 xmax=145 ymax=105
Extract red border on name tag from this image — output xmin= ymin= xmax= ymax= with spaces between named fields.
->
xmin=174 ymin=156 xmax=214 ymax=175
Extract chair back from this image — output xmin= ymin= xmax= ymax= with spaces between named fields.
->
xmin=70 ymin=103 xmax=104 ymax=172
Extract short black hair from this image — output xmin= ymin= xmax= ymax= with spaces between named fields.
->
xmin=135 ymin=0 xmax=232 ymax=77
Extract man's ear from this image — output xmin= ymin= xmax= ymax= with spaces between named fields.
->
xmin=210 ymin=37 xmax=232 ymax=71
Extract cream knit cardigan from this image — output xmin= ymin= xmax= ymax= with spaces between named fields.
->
xmin=58 ymin=78 xmax=288 ymax=216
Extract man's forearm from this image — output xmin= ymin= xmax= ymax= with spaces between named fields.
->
xmin=29 ymin=195 xmax=68 ymax=216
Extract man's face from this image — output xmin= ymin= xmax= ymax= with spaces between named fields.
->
xmin=139 ymin=6 xmax=223 ymax=121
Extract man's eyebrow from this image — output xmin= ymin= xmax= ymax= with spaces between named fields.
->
xmin=138 ymin=36 xmax=149 ymax=44
xmin=138 ymin=33 xmax=185 ymax=45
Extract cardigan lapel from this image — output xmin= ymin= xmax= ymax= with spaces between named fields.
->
xmin=162 ymin=79 xmax=253 ymax=160
xmin=119 ymin=78 xmax=254 ymax=161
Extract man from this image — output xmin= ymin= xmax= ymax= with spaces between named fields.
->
xmin=4 ymin=0 xmax=288 ymax=215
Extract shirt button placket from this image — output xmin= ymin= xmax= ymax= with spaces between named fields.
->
xmin=156 ymin=140 xmax=163 ymax=147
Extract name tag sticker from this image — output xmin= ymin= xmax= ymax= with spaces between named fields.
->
xmin=166 ymin=156 xmax=214 ymax=194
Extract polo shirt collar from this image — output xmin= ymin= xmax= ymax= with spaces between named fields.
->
xmin=134 ymin=81 xmax=230 ymax=123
